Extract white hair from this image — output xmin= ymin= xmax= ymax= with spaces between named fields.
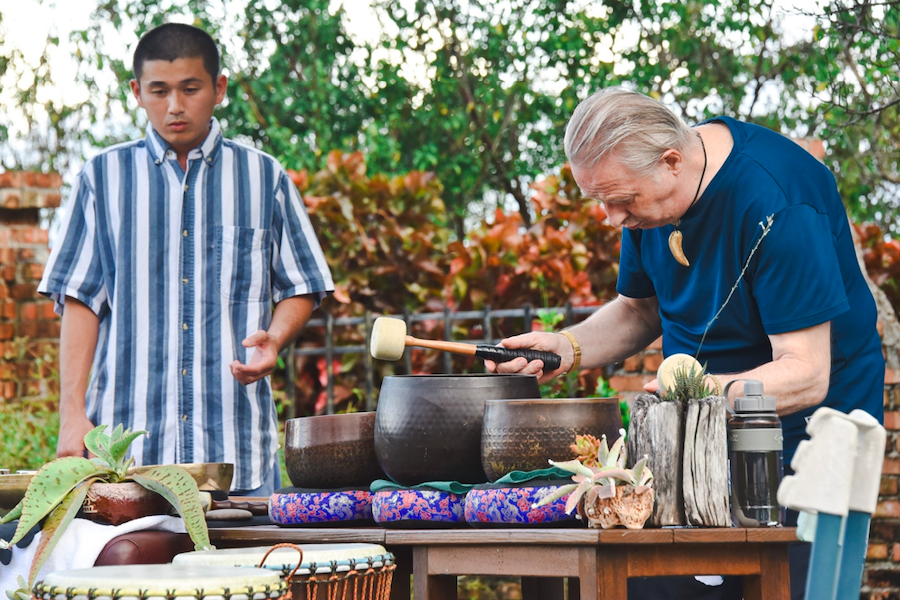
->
xmin=564 ymin=87 xmax=694 ymax=177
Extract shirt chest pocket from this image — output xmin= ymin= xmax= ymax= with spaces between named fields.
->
xmin=216 ymin=226 xmax=273 ymax=303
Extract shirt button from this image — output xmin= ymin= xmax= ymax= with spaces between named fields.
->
xmin=182 ymin=230 xmax=188 ymax=237
xmin=181 ymin=369 xmax=188 ymax=376
xmin=184 ymin=184 xmax=189 ymax=191
xmin=182 ymin=414 xmax=188 ymax=422
xmin=182 ymin=278 xmax=188 ymax=284
xmin=182 ymin=323 xmax=189 ymax=330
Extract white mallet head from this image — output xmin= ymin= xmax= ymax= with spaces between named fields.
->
xmin=370 ymin=317 xmax=408 ymax=361
xmin=656 ymin=353 xmax=703 ymax=395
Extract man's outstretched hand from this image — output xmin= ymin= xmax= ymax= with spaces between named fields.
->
xmin=230 ymin=330 xmax=280 ymax=385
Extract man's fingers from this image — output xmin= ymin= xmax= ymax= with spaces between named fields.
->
xmin=242 ymin=330 xmax=269 ymax=348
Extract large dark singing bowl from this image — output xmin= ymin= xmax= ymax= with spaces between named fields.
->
xmin=481 ymin=397 xmax=624 ymax=481
xmin=284 ymin=412 xmax=386 ymax=489
xmin=375 ymin=374 xmax=541 ymax=486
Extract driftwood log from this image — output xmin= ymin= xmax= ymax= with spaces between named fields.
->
xmin=682 ymin=396 xmax=730 ymax=527
xmin=627 ymin=393 xmax=684 ymax=527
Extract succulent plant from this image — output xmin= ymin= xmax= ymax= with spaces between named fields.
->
xmin=569 ymin=434 xmax=603 ymax=468
xmin=534 ymin=431 xmax=654 ymax=515
xmin=660 ymin=361 xmax=717 ymax=404
xmin=0 ymin=425 xmax=211 ymax=592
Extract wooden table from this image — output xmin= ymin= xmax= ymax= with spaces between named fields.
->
xmin=209 ymin=525 xmax=797 ymax=600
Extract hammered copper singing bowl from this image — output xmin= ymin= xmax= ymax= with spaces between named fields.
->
xmin=374 ymin=373 xmax=541 ymax=486
xmin=284 ymin=412 xmax=386 ymax=489
xmin=481 ymin=397 xmax=624 ymax=481
xmin=0 ymin=472 xmax=33 ymax=515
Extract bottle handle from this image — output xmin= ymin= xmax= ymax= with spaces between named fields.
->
xmin=723 ymin=378 xmax=754 ymax=416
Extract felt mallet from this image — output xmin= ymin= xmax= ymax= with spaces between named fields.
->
xmin=370 ymin=317 xmax=562 ymax=371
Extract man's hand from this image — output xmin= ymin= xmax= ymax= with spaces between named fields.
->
xmin=487 ymin=332 xmax=573 ymax=383
xmin=230 ymin=330 xmax=280 ymax=385
xmin=57 ymin=413 xmax=96 ymax=458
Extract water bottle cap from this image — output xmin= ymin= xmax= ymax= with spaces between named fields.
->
xmin=733 ymin=379 xmax=777 ymax=413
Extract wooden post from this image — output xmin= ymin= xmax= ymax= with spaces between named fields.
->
xmin=683 ymin=396 xmax=730 ymax=526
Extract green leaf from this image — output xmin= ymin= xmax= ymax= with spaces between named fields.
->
xmin=5 ymin=457 xmax=105 ymax=547
xmin=0 ymin=501 xmax=22 ymax=525
xmin=5 ymin=576 xmax=29 ymax=600
xmin=27 ymin=477 xmax=100 ymax=588
xmin=530 ymin=482 xmax=577 ymax=510
xmin=83 ymin=425 xmax=114 ymax=465
xmin=108 ymin=429 xmax=147 ymax=465
xmin=131 ymin=467 xmax=212 ymax=551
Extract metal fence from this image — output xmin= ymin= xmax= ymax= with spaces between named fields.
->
xmin=283 ymin=304 xmax=602 ymax=416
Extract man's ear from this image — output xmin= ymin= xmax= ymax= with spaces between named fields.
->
xmin=129 ymin=79 xmax=143 ymax=108
xmin=215 ymin=74 xmax=227 ymax=105
xmin=660 ymin=148 xmax=683 ymax=175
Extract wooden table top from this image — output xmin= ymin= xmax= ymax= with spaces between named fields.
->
xmin=208 ymin=525 xmax=798 ymax=546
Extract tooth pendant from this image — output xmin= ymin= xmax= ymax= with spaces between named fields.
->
xmin=668 ymin=230 xmax=690 ymax=267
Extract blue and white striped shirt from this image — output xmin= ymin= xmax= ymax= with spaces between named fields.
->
xmin=38 ymin=118 xmax=334 ymax=490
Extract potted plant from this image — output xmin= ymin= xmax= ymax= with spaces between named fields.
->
xmin=533 ymin=431 xmax=655 ymax=529
xmin=0 ymin=424 xmax=211 ymax=594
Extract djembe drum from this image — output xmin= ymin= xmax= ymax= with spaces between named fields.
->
xmin=173 ymin=543 xmax=396 ymax=600
xmin=32 ymin=564 xmax=286 ymax=600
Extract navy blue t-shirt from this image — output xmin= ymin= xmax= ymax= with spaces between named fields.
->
xmin=616 ymin=116 xmax=885 ymax=463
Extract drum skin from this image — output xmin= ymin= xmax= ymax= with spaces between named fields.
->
xmin=374 ymin=374 xmax=541 ymax=485
xmin=481 ymin=397 xmax=624 ymax=481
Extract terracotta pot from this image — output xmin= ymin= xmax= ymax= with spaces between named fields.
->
xmin=374 ymin=374 xmax=541 ymax=485
xmin=81 ymin=481 xmax=173 ymax=525
xmin=481 ymin=397 xmax=624 ymax=481
xmin=581 ymin=485 xmax=654 ymax=530
xmin=284 ymin=412 xmax=386 ymax=489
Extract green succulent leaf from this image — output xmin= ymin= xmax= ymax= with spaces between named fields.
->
xmin=530 ymin=483 xmax=577 ymax=510
xmin=28 ymin=477 xmax=100 ymax=588
xmin=547 ymin=458 xmax=595 ymax=478
xmin=5 ymin=576 xmax=29 ymax=600
xmin=0 ymin=500 xmax=22 ymax=525
xmin=83 ymin=425 xmax=114 ymax=465
xmin=108 ymin=428 xmax=147 ymax=466
xmin=6 ymin=457 xmax=106 ymax=547
xmin=131 ymin=466 xmax=212 ymax=551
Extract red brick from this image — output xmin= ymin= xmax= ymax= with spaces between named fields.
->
xmin=0 ymin=322 xmax=14 ymax=340
xmin=884 ymin=457 xmax=900 ymax=476
xmin=1 ymin=381 xmax=15 ymax=399
xmin=0 ymin=249 xmax=15 ymax=265
xmin=19 ymin=302 xmax=38 ymax=321
xmin=881 ymin=476 xmax=899 ymax=496
xmin=648 ymin=337 xmax=663 ymax=350
xmin=36 ymin=321 xmax=60 ymax=338
xmin=885 ymin=411 xmax=900 ymax=431
xmin=10 ymin=227 xmax=48 ymax=245
xmin=0 ymin=284 xmax=7 ymax=300
xmin=0 ymin=172 xmax=23 ymax=188
xmin=10 ymin=283 xmax=38 ymax=300
xmin=0 ymin=191 xmax=20 ymax=209
xmin=875 ymin=499 xmax=900 ymax=518
xmin=1 ymin=300 xmax=14 ymax=320
xmin=42 ymin=302 xmax=58 ymax=320
xmin=43 ymin=193 xmax=61 ymax=208
xmin=623 ymin=354 xmax=643 ymax=372
xmin=894 ymin=543 xmax=900 ymax=563
xmin=643 ymin=352 xmax=664 ymax=373
xmin=22 ymin=263 xmax=43 ymax=280
xmin=868 ymin=543 xmax=888 ymax=560
xmin=0 ymin=230 xmax=9 ymax=246
xmin=2 ymin=265 xmax=15 ymax=281
xmin=17 ymin=322 xmax=37 ymax=338
xmin=17 ymin=248 xmax=34 ymax=261
xmin=609 ymin=373 xmax=654 ymax=393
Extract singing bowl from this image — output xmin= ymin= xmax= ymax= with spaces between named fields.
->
xmin=284 ymin=412 xmax=385 ymax=489
xmin=481 ymin=397 xmax=624 ymax=481
xmin=374 ymin=374 xmax=541 ymax=486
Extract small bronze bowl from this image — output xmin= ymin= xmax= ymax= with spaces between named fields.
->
xmin=134 ymin=462 xmax=235 ymax=492
xmin=284 ymin=412 xmax=385 ymax=489
xmin=481 ymin=397 xmax=624 ymax=481
xmin=0 ymin=472 xmax=33 ymax=515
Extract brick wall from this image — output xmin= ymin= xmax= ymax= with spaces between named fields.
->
xmin=0 ymin=171 xmax=61 ymax=401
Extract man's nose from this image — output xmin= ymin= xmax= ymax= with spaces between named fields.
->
xmin=604 ymin=204 xmax=628 ymax=228
xmin=167 ymin=92 xmax=184 ymax=114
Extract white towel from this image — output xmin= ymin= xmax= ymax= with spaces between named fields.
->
xmin=0 ymin=515 xmax=187 ymax=595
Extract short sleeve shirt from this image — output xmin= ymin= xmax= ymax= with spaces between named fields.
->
xmin=38 ymin=118 xmax=334 ymax=490
xmin=616 ymin=117 xmax=884 ymax=462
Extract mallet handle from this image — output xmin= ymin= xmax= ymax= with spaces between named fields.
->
xmin=406 ymin=336 xmax=562 ymax=371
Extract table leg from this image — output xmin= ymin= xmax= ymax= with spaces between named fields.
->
xmin=741 ymin=543 xmax=791 ymax=600
xmin=413 ymin=546 xmax=456 ymax=600
xmin=594 ymin=546 xmax=628 ymax=600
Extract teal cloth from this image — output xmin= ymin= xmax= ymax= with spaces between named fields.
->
xmin=370 ymin=479 xmax=475 ymax=494
xmin=494 ymin=467 xmax=575 ymax=485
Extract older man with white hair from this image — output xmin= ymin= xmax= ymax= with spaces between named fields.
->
xmin=491 ymin=87 xmax=885 ymax=599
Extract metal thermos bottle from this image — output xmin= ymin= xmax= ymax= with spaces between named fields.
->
xmin=726 ymin=379 xmax=785 ymax=527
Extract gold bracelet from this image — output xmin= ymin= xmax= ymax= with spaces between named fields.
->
xmin=559 ymin=330 xmax=582 ymax=373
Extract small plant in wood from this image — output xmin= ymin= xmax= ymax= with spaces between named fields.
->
xmin=535 ymin=431 xmax=655 ymax=529
xmin=0 ymin=425 xmax=211 ymax=593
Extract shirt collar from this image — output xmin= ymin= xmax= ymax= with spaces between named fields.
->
xmin=146 ymin=117 xmax=223 ymax=167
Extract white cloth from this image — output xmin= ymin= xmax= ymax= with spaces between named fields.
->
xmin=0 ymin=515 xmax=186 ymax=595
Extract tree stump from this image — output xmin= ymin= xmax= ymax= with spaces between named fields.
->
xmin=627 ymin=393 xmax=685 ymax=527
xmin=682 ymin=396 xmax=730 ymax=527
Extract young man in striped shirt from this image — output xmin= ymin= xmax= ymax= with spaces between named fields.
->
xmin=38 ymin=23 xmax=334 ymax=496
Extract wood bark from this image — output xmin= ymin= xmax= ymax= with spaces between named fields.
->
xmin=627 ymin=393 xmax=685 ymax=527
xmin=682 ymin=396 xmax=731 ymax=527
